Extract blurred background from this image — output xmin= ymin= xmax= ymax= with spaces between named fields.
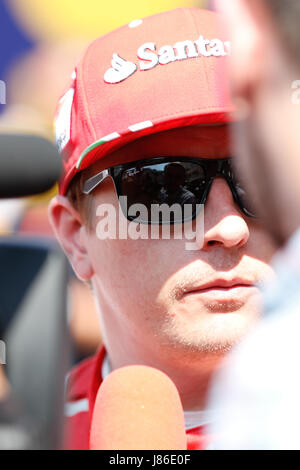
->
xmin=0 ymin=0 xmax=207 ymax=367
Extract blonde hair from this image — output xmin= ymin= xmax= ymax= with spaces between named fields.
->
xmin=66 ymin=170 xmax=94 ymax=230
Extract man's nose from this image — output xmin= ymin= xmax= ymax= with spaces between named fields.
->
xmin=201 ymin=178 xmax=250 ymax=250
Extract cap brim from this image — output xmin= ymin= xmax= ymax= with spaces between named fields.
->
xmin=60 ymin=106 xmax=234 ymax=195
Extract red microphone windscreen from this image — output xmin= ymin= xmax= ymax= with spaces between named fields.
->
xmin=90 ymin=365 xmax=187 ymax=450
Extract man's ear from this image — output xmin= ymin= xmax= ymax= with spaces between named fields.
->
xmin=48 ymin=195 xmax=94 ymax=281
xmin=214 ymin=0 xmax=272 ymax=98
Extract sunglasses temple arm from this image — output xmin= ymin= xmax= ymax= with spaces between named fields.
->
xmin=82 ymin=169 xmax=110 ymax=195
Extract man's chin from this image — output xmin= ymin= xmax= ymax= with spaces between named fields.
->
xmin=160 ymin=313 xmax=257 ymax=356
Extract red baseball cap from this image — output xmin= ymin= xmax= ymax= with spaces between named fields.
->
xmin=55 ymin=8 xmax=234 ymax=195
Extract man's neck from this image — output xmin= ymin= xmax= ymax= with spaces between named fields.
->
xmin=103 ymin=349 xmax=224 ymax=411
xmin=101 ymin=351 xmax=219 ymax=429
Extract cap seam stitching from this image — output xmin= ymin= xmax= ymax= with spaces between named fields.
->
xmin=79 ymin=47 xmax=98 ymax=142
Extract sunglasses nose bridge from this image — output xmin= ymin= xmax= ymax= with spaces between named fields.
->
xmin=206 ymin=170 xmax=237 ymax=206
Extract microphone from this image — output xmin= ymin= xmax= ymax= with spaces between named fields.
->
xmin=0 ymin=134 xmax=62 ymax=198
xmin=90 ymin=365 xmax=187 ymax=450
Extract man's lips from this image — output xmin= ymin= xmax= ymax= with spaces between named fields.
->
xmin=175 ymin=278 xmax=258 ymax=302
xmin=185 ymin=279 xmax=255 ymax=295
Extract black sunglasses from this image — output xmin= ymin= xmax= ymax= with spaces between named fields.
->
xmin=82 ymin=157 xmax=256 ymax=224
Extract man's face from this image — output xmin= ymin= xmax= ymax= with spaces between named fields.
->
xmin=74 ymin=125 xmax=277 ymax=369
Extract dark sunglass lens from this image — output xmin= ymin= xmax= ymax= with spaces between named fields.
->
xmin=120 ymin=161 xmax=206 ymax=224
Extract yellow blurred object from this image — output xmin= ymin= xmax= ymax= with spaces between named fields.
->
xmin=27 ymin=184 xmax=58 ymax=207
xmin=9 ymin=0 xmax=205 ymax=41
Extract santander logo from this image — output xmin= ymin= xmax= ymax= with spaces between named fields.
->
xmin=104 ymin=54 xmax=137 ymax=84
xmin=104 ymin=36 xmax=231 ymax=84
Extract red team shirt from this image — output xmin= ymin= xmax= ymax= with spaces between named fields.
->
xmin=64 ymin=346 xmax=210 ymax=450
